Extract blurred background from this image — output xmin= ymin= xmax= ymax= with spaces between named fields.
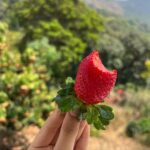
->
xmin=0 ymin=0 xmax=150 ymax=149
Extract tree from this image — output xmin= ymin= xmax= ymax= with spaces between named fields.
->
xmin=10 ymin=0 xmax=104 ymax=80
xmin=98 ymin=17 xmax=150 ymax=85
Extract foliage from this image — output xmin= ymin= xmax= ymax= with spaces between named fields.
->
xmin=141 ymin=60 xmax=150 ymax=88
xmin=0 ymin=34 xmax=59 ymax=129
xmin=0 ymin=21 xmax=8 ymax=42
xmin=9 ymin=0 xmax=104 ymax=80
xmin=127 ymin=118 xmax=150 ymax=137
xmin=126 ymin=118 xmax=150 ymax=145
xmin=124 ymin=88 xmax=150 ymax=145
xmin=125 ymin=88 xmax=150 ymax=118
xmin=4 ymin=0 xmax=150 ymax=85
xmin=0 ymin=0 xmax=8 ymax=20
xmin=98 ymin=17 xmax=150 ymax=85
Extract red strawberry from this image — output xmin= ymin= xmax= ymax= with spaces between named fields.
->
xmin=74 ymin=50 xmax=117 ymax=104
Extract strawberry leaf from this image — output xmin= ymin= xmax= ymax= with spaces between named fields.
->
xmin=99 ymin=116 xmax=110 ymax=125
xmin=96 ymin=105 xmax=114 ymax=120
xmin=94 ymin=118 xmax=105 ymax=130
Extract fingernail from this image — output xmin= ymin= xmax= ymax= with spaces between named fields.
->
xmin=69 ymin=109 xmax=80 ymax=117
xmin=69 ymin=112 xmax=77 ymax=117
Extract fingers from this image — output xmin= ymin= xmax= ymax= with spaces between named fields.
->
xmin=51 ymin=121 xmax=87 ymax=145
xmin=32 ymin=110 xmax=65 ymax=148
xmin=74 ymin=124 xmax=90 ymax=150
xmin=54 ymin=112 xmax=82 ymax=150
xmin=50 ymin=126 xmax=61 ymax=145
xmin=51 ymin=119 xmax=87 ymax=146
xmin=76 ymin=121 xmax=87 ymax=141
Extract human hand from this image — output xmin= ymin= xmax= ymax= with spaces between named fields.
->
xmin=28 ymin=110 xmax=90 ymax=150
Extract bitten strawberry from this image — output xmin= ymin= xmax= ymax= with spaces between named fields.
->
xmin=54 ymin=50 xmax=117 ymax=130
xmin=74 ymin=50 xmax=117 ymax=104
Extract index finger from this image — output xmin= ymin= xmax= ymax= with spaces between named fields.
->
xmin=31 ymin=110 xmax=65 ymax=148
xmin=54 ymin=112 xmax=82 ymax=150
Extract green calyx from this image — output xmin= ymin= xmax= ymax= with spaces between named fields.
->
xmin=53 ymin=77 xmax=114 ymax=130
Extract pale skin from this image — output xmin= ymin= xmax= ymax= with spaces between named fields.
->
xmin=29 ymin=110 xmax=90 ymax=150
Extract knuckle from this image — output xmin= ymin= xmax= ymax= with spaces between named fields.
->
xmin=62 ymin=123 xmax=76 ymax=134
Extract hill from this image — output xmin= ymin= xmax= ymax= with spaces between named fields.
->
xmin=85 ymin=0 xmax=150 ymax=24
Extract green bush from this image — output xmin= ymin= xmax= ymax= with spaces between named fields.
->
xmin=126 ymin=118 xmax=150 ymax=145
xmin=0 ymin=36 xmax=59 ymax=129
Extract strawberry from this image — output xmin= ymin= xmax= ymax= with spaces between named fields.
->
xmin=54 ymin=50 xmax=117 ymax=130
xmin=74 ymin=50 xmax=117 ymax=104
